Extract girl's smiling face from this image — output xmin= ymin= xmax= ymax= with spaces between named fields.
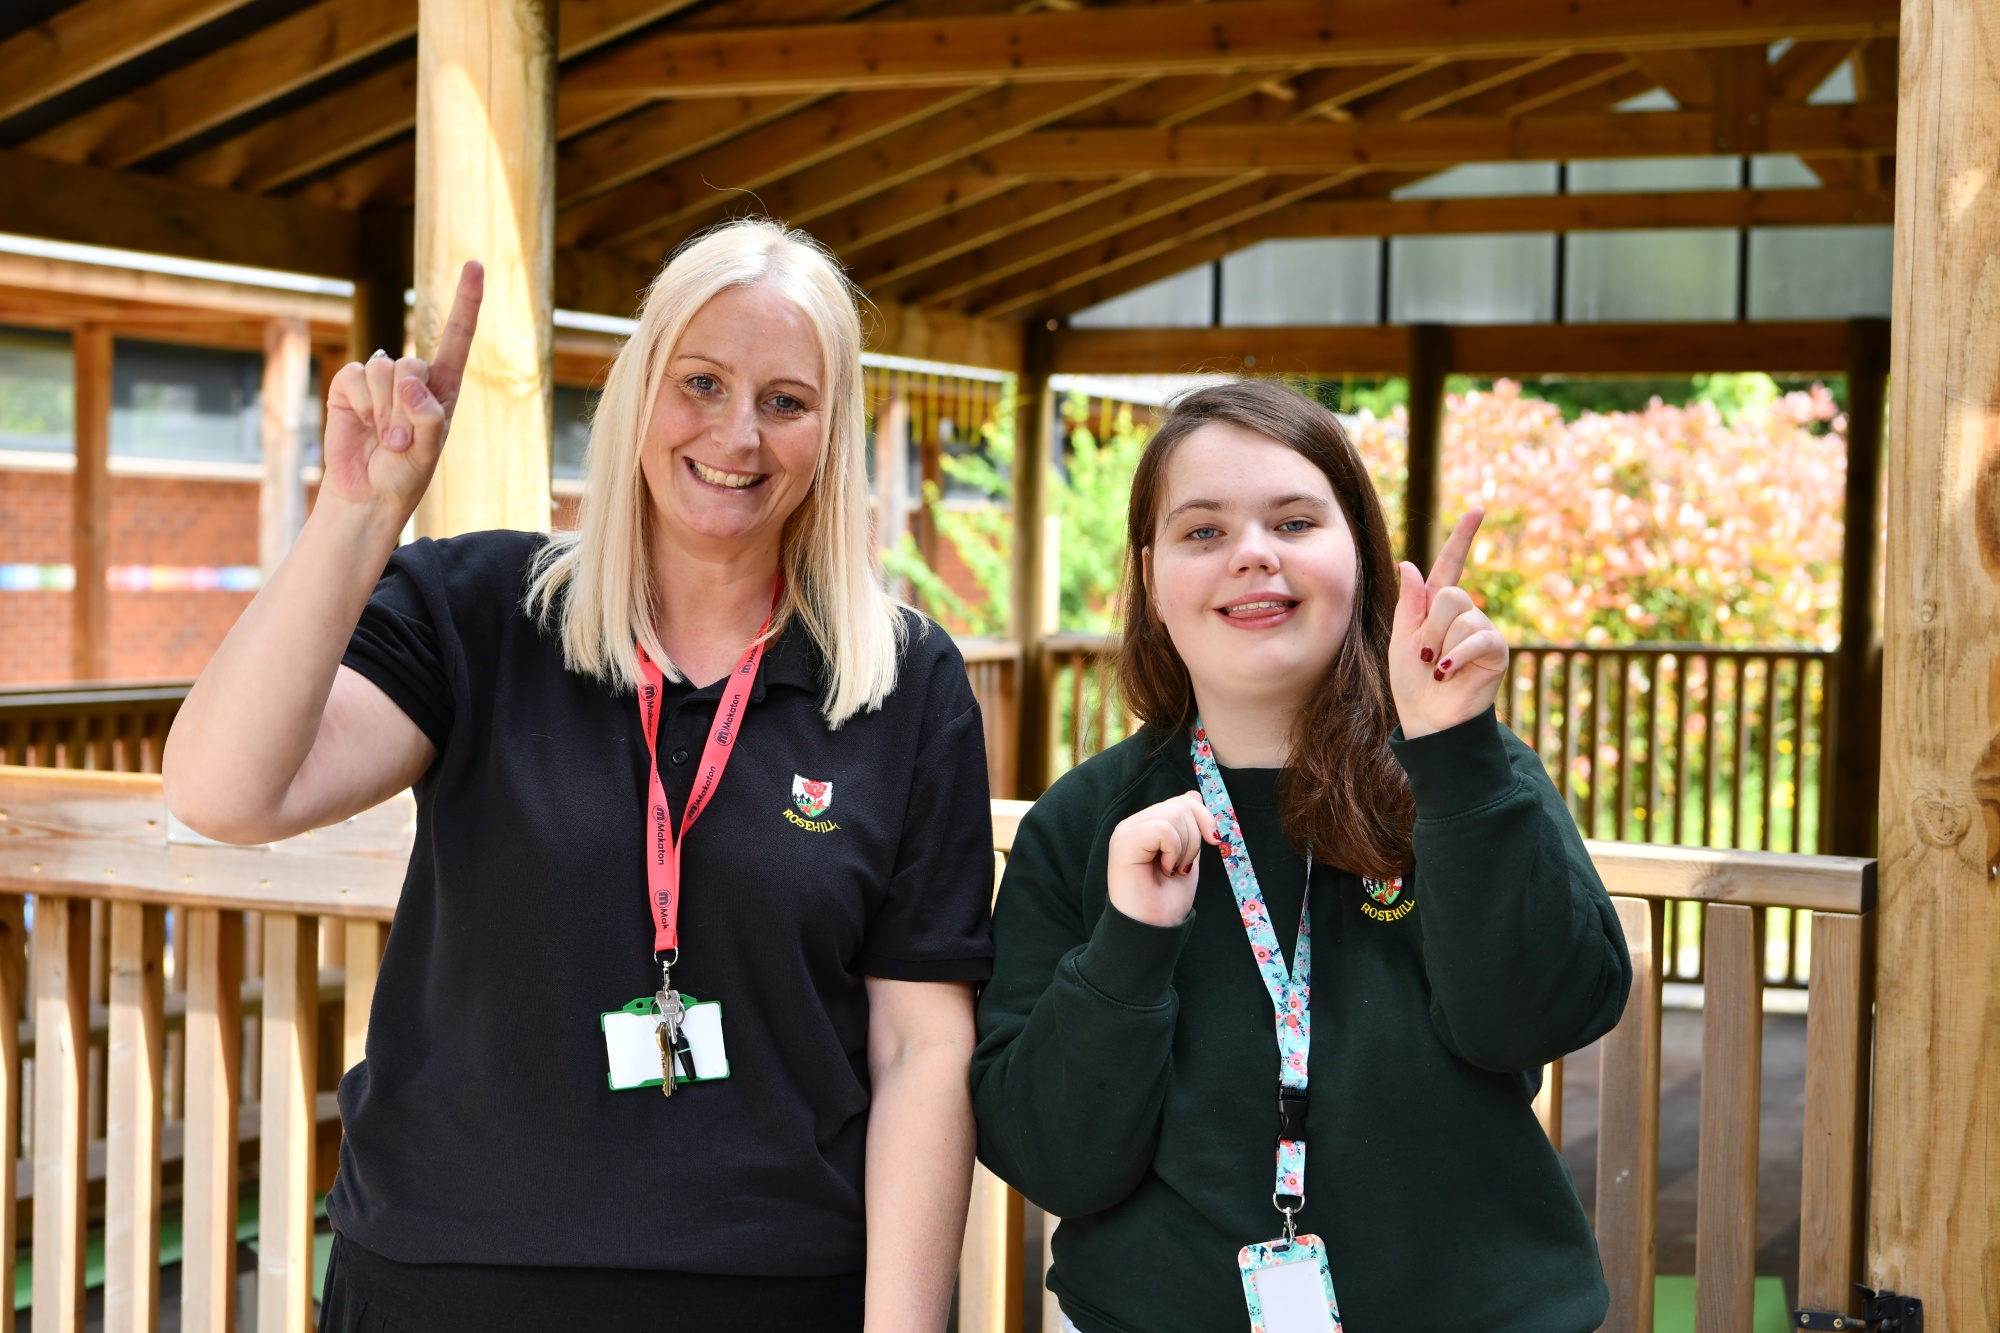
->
xmin=1144 ymin=420 xmax=1360 ymax=713
xmin=641 ymin=281 xmax=825 ymax=555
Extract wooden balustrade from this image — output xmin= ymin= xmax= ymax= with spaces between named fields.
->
xmin=0 ymin=663 xmax=1875 ymax=1330
xmin=0 ymin=766 xmax=405 ymax=1331
xmin=0 ymin=682 xmax=192 ymax=774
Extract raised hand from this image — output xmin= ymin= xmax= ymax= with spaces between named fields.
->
xmin=319 ymin=261 xmax=484 ymax=523
xmin=1389 ymin=508 xmax=1510 ymax=739
xmin=1105 ymin=792 xmax=1221 ymax=928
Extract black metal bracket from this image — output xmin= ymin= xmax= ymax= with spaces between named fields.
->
xmin=1795 ymin=1288 xmax=1922 ymax=1332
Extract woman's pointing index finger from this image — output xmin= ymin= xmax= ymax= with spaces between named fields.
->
xmin=426 ymin=260 xmax=485 ymax=413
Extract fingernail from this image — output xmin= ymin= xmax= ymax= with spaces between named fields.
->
xmin=1433 ymin=669 xmax=1445 ymax=682
xmin=369 ymin=348 xmax=387 ymax=361
xmin=1420 ymin=647 xmax=1434 ymax=663
xmin=400 ymin=377 xmax=425 ymax=404
xmin=1438 ymin=658 xmax=1451 ymax=670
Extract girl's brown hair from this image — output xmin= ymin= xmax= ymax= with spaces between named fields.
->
xmin=1116 ymin=379 xmax=1415 ymax=880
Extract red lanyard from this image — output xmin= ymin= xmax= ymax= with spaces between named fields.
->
xmin=634 ymin=586 xmax=779 ymax=956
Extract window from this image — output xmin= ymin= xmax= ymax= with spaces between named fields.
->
xmin=554 ymin=384 xmax=596 ymax=480
xmin=112 ymin=339 xmax=261 ymax=464
xmin=0 ymin=327 xmax=71 ymax=453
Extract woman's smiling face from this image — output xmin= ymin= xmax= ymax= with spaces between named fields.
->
xmin=641 ymin=281 xmax=825 ymax=555
xmin=1144 ymin=420 xmax=1360 ymax=712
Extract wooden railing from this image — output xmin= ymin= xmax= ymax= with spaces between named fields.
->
xmin=0 ymin=769 xmax=1875 ymax=1331
xmin=0 ymin=766 xmax=401 ymax=1331
xmin=967 ymin=812 xmax=1878 ymax=1333
xmin=0 ymin=681 xmax=193 ymax=773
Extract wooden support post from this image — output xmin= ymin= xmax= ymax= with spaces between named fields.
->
xmin=1831 ymin=318 xmax=1889 ymax=857
xmin=1596 ymin=896 xmax=1662 ymax=1333
xmin=71 ymin=324 xmax=112 ymax=682
xmin=105 ymin=903 xmax=166 ymax=1333
xmin=1403 ymin=323 xmax=1448 ymax=569
xmin=957 ymin=1164 xmax=1024 ymax=1333
xmin=1799 ymin=910 xmax=1873 ymax=1315
xmin=875 ymin=391 xmax=910 ymax=556
xmin=1693 ymin=903 xmax=1763 ymax=1333
xmin=1870 ymin=0 xmax=2000 ymax=1319
xmin=1010 ymin=324 xmax=1056 ymax=798
xmin=181 ymin=908 xmax=243 ymax=1333
xmin=260 ymin=318 xmax=312 ymax=575
xmin=343 ymin=920 xmax=385 ymax=1074
xmin=0 ymin=898 xmax=23 ymax=1316
xmin=349 ymin=207 xmax=412 ymax=364
xmin=413 ymin=0 xmax=555 ymax=539
xmin=1532 ymin=1058 xmax=1563 ymax=1150
xmin=32 ymin=897 xmax=91 ymax=1333
xmin=257 ymin=914 xmax=319 ymax=1333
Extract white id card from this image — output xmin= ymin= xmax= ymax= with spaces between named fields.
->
xmin=601 ymin=994 xmax=730 ymax=1090
xmin=1237 ymin=1235 xmax=1342 ymax=1333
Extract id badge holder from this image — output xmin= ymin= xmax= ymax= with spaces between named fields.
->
xmin=601 ymin=995 xmax=730 ymax=1091
xmin=1237 ymin=1235 xmax=1342 ymax=1333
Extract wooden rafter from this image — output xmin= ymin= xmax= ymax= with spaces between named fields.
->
xmin=956 ymin=172 xmax=1364 ymax=316
xmin=1770 ymin=39 xmax=1859 ymax=102
xmin=557 ymin=86 xmax=989 ymax=248
xmin=22 ymin=0 xmax=415 ymax=170
xmin=630 ymin=78 xmax=1147 ymax=258
xmin=1349 ymin=53 xmax=1577 ymax=122
xmin=170 ymin=60 xmax=420 ymax=193
xmin=557 ymin=0 xmax=1896 ymax=100
xmin=1286 ymin=63 xmax=1443 ymax=122
xmin=844 ymin=178 xmax=1152 ymax=286
xmin=977 ymin=104 xmax=1896 ymax=176
xmin=0 ymin=0 xmax=250 ymax=125
xmin=1445 ymin=53 xmax=1638 ymax=118
xmin=1628 ymin=49 xmax=1714 ymax=106
xmin=555 ymin=95 xmax=819 ymax=207
xmin=887 ymin=174 xmax=1267 ymax=305
xmin=810 ymin=171 xmax=1028 ymax=255
xmin=292 ymin=140 xmax=416 ymax=210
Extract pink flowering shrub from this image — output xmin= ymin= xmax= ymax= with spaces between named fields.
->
xmin=1347 ymin=380 xmax=1850 ymax=647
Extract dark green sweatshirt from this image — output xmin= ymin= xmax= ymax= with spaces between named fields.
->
xmin=971 ymin=711 xmax=1630 ymax=1333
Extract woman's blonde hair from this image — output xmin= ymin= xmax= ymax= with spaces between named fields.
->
xmin=526 ymin=218 xmax=904 ymax=726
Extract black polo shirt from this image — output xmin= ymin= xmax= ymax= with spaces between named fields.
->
xmin=326 ymin=529 xmax=994 ymax=1275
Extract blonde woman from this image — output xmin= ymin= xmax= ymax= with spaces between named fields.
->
xmin=165 ymin=221 xmax=992 ymax=1332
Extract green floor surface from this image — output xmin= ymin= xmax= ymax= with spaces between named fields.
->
xmin=1654 ymin=1275 xmax=1794 ymax=1333
xmin=14 ymin=1191 xmax=330 ymax=1311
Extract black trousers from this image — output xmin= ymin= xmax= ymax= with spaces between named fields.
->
xmin=319 ymin=1233 xmax=867 ymax=1333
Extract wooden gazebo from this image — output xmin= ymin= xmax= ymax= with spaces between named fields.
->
xmin=0 ymin=0 xmax=1992 ymax=1326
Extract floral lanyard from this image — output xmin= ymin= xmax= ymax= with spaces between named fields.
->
xmin=1191 ymin=719 xmax=1313 ymax=1240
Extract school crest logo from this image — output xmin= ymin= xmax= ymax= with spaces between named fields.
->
xmin=792 ymin=776 xmax=834 ymax=820
xmin=1361 ymin=876 xmax=1414 ymax=923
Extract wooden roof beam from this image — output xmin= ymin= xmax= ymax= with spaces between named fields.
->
xmin=976 ymin=103 xmax=1896 ymax=177
xmin=1771 ymin=39 xmax=1861 ymax=101
xmin=559 ymin=0 xmax=1896 ymax=99
xmin=809 ymin=172 xmax=1029 ymax=256
xmin=1628 ymin=49 xmax=1715 ymax=106
xmin=0 ymin=0 xmax=251 ymax=125
xmin=1047 ymin=321 xmax=1855 ymax=376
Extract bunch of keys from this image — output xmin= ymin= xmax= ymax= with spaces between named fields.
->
xmin=654 ymin=962 xmax=691 ymax=1097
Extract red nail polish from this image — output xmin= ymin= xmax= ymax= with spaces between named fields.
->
xmin=1433 ymin=669 xmax=1445 ymax=681
xmin=1439 ymin=658 xmax=1452 ymax=670
xmin=1419 ymin=647 xmax=1434 ymax=664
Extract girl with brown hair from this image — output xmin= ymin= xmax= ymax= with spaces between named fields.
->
xmin=971 ymin=378 xmax=1629 ymax=1333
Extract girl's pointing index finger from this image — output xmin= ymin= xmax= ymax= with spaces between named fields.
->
xmin=425 ymin=260 xmax=486 ymax=414
xmin=1425 ymin=507 xmax=1485 ymax=593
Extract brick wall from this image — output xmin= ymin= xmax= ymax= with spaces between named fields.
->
xmin=0 ymin=469 xmax=260 ymax=684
